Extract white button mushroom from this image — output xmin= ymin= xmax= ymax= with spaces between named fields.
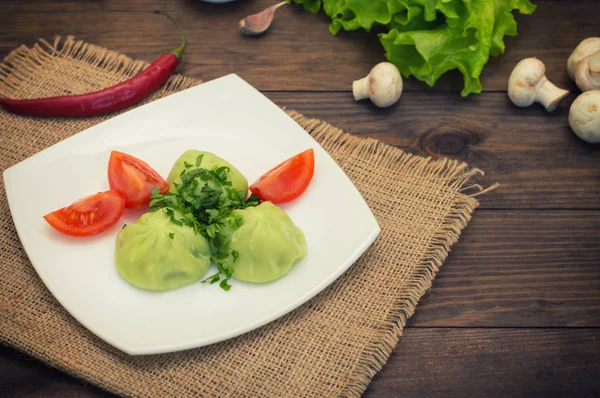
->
xmin=574 ymin=49 xmax=600 ymax=92
xmin=567 ymin=38 xmax=600 ymax=89
xmin=569 ymin=90 xmax=600 ymax=143
xmin=353 ymin=62 xmax=403 ymax=108
xmin=508 ymin=58 xmax=569 ymax=112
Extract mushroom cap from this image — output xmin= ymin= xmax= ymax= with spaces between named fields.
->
xmin=367 ymin=62 xmax=403 ymax=107
xmin=508 ymin=58 xmax=546 ymax=107
xmin=569 ymin=90 xmax=600 ymax=143
xmin=575 ymin=51 xmax=600 ymax=92
xmin=567 ymin=38 xmax=600 ymax=80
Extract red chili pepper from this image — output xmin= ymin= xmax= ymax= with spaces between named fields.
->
xmin=0 ymin=11 xmax=186 ymax=117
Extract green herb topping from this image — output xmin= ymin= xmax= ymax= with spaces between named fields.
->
xmin=150 ymin=165 xmax=260 ymax=291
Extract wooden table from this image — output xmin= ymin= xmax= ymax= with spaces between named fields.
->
xmin=1 ymin=1 xmax=599 ymax=396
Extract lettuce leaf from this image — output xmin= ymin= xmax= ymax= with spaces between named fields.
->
xmin=295 ymin=0 xmax=536 ymax=96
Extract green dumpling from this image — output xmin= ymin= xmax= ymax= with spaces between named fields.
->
xmin=115 ymin=210 xmax=211 ymax=292
xmin=166 ymin=150 xmax=248 ymax=194
xmin=226 ymin=202 xmax=307 ymax=283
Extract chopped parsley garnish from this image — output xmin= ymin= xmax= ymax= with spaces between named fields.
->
xmin=168 ymin=232 xmax=175 ymax=239
xmin=150 ymin=164 xmax=260 ymax=291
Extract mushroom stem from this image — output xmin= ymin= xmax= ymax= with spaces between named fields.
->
xmin=508 ymin=58 xmax=569 ymax=112
xmin=352 ymin=62 xmax=403 ymax=107
xmin=575 ymin=50 xmax=600 ymax=92
xmin=589 ymin=51 xmax=600 ymax=73
xmin=537 ymin=77 xmax=570 ymax=111
xmin=567 ymin=38 xmax=600 ymax=81
xmin=352 ymin=77 xmax=370 ymax=101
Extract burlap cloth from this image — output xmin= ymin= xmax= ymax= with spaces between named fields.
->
xmin=0 ymin=37 xmax=493 ymax=397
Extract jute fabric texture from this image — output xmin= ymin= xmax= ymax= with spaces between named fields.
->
xmin=0 ymin=37 xmax=492 ymax=398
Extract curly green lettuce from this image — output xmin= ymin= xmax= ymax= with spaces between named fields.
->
xmin=294 ymin=0 xmax=536 ymax=96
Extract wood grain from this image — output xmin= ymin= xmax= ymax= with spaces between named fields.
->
xmin=1 ymin=0 xmax=600 ymax=396
xmin=1 ymin=0 xmax=598 ymax=92
xmin=266 ymin=92 xmax=600 ymax=210
xmin=0 ymin=344 xmax=112 ymax=398
xmin=1 ymin=211 xmax=597 ymax=396
xmin=364 ymin=328 xmax=600 ymax=397
xmin=4 ymin=328 xmax=600 ymax=398
xmin=409 ymin=210 xmax=600 ymax=327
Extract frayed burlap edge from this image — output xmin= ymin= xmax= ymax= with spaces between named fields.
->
xmin=0 ymin=35 xmax=200 ymax=98
xmin=288 ymin=113 xmax=496 ymax=396
xmin=0 ymin=36 xmax=497 ymax=398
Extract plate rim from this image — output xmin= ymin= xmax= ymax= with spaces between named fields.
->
xmin=3 ymin=74 xmax=381 ymax=355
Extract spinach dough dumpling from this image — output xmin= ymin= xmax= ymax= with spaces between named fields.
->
xmin=115 ymin=210 xmax=211 ymax=291
xmin=227 ymin=202 xmax=307 ymax=283
xmin=166 ymin=150 xmax=248 ymax=194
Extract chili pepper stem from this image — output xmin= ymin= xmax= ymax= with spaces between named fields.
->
xmin=154 ymin=10 xmax=187 ymax=62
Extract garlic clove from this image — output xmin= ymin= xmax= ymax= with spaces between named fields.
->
xmin=239 ymin=1 xmax=288 ymax=36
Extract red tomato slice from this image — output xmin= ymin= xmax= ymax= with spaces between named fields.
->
xmin=108 ymin=150 xmax=168 ymax=209
xmin=249 ymin=149 xmax=315 ymax=204
xmin=43 ymin=190 xmax=126 ymax=236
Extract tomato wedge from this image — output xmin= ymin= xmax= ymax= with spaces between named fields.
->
xmin=108 ymin=150 xmax=168 ymax=209
xmin=249 ymin=149 xmax=315 ymax=204
xmin=43 ymin=190 xmax=126 ymax=236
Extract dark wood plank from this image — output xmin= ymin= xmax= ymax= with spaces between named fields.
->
xmin=266 ymin=92 xmax=600 ymax=209
xmin=365 ymin=328 xmax=600 ymax=397
xmin=0 ymin=345 xmax=112 ymax=398
xmin=1 ymin=0 xmax=599 ymax=397
xmin=2 ymin=211 xmax=598 ymax=395
xmin=409 ymin=210 xmax=600 ymax=327
xmin=4 ymin=328 xmax=600 ymax=398
xmin=0 ymin=0 xmax=598 ymax=92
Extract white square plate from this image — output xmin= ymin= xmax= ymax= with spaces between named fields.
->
xmin=3 ymin=74 xmax=380 ymax=355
